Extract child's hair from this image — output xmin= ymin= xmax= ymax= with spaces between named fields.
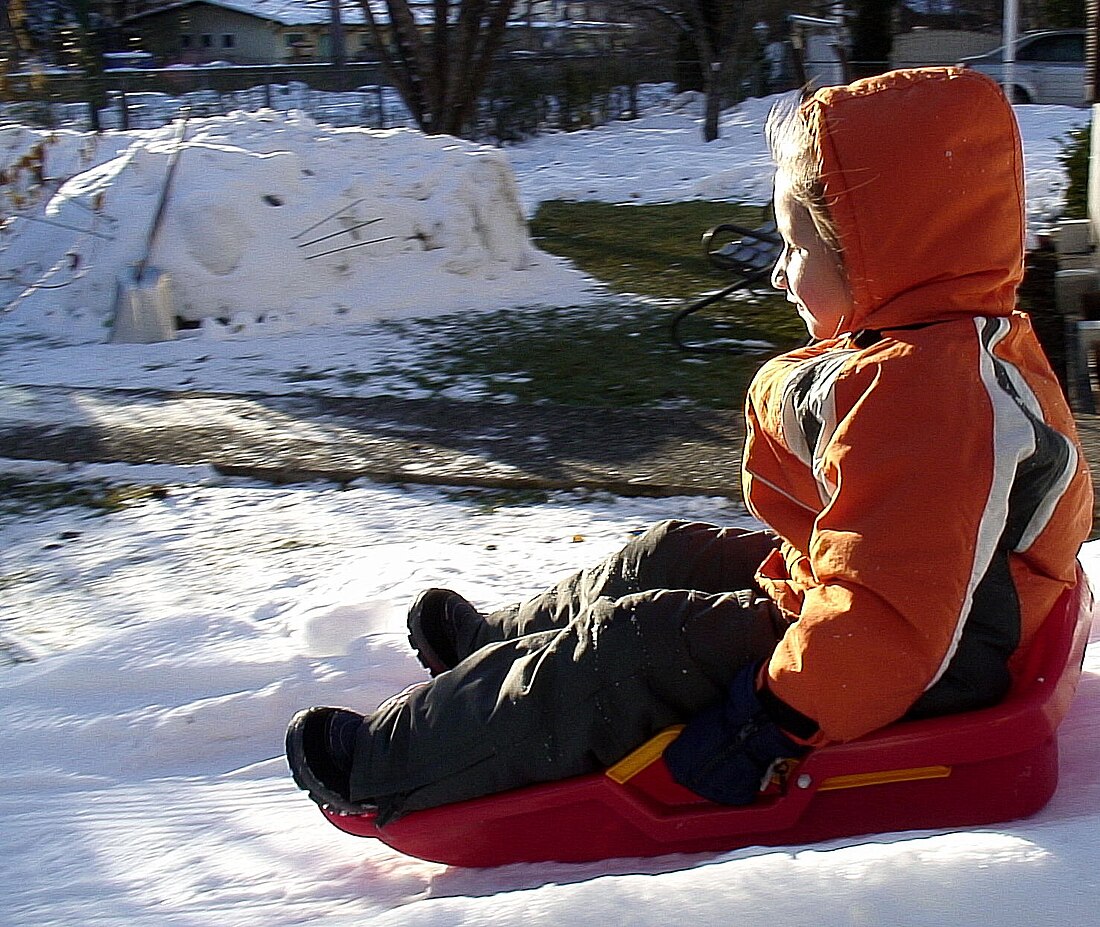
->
xmin=765 ymin=93 xmax=843 ymax=260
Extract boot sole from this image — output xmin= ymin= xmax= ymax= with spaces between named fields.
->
xmin=406 ymin=588 xmax=454 ymax=676
xmin=285 ymin=708 xmax=376 ymax=817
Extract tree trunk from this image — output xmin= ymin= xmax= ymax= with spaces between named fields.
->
xmin=360 ymin=0 xmax=429 ymax=131
xmin=702 ymin=65 xmax=721 ymax=142
xmin=606 ymin=0 xmax=737 ymax=141
xmin=72 ymin=0 xmax=105 ymax=132
xmin=850 ymin=0 xmax=896 ymax=79
xmin=444 ymin=0 xmax=513 ymax=135
xmin=357 ymin=0 xmax=516 ymax=138
xmin=680 ymin=1 xmax=725 ymax=142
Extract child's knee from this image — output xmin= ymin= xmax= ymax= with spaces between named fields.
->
xmin=632 ymin=519 xmax=695 ymax=549
xmin=628 ymin=520 xmax=714 ymax=571
xmin=596 ymin=589 xmax=704 ymax=645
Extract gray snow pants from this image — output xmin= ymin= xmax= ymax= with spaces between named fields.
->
xmin=350 ymin=520 xmax=786 ymax=822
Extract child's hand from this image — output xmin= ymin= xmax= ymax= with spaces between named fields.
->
xmin=663 ymin=662 xmax=808 ymax=805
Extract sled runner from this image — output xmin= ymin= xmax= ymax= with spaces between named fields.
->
xmin=322 ymin=567 xmax=1093 ymax=867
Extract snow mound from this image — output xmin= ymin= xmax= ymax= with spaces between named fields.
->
xmin=0 ymin=110 xmax=596 ymax=342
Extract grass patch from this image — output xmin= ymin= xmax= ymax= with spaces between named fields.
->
xmin=261 ymin=537 xmax=325 ymax=552
xmin=404 ymin=200 xmax=805 ymax=408
xmin=413 ymin=303 xmax=775 ymax=408
xmin=440 ymin=486 xmax=553 ymax=513
xmin=338 ymin=370 xmax=373 ymax=386
xmin=0 ymin=477 xmax=169 ymax=517
xmin=283 ymin=366 xmax=334 ymax=384
xmin=267 ymin=201 xmax=806 ymax=411
xmin=530 ymin=200 xmax=775 ymax=301
xmin=1059 ymin=125 xmax=1090 ymax=220
xmin=0 ymin=570 xmax=35 ymax=590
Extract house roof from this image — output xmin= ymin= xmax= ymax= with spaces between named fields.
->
xmin=122 ymin=1 xmax=616 ymax=32
xmin=122 ymin=0 xmax=369 ymax=27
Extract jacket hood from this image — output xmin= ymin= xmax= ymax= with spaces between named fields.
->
xmin=801 ymin=67 xmax=1025 ymax=332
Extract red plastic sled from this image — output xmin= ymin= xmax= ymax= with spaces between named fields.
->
xmin=323 ymin=568 xmax=1094 ymax=867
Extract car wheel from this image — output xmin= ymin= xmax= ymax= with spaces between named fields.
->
xmin=1010 ymin=85 xmax=1033 ymax=104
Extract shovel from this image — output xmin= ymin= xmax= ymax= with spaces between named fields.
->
xmin=110 ymin=114 xmax=189 ymax=343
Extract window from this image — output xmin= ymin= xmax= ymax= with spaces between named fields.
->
xmin=180 ymin=34 xmax=192 ymax=48
xmin=201 ymin=33 xmax=213 ymax=48
xmin=1017 ymin=33 xmax=1084 ymax=63
xmin=221 ymin=34 xmax=235 ymax=49
xmin=286 ymin=33 xmax=306 ymax=47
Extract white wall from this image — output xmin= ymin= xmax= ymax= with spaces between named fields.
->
xmin=890 ymin=30 xmax=1000 ymax=68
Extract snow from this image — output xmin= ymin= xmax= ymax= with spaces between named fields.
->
xmin=0 ymin=93 xmax=1096 ymax=924
xmin=1 ymin=470 xmax=1098 ymax=925
xmin=0 ymin=94 xmax=1085 ymax=396
xmin=0 ymin=110 xmax=594 ymax=343
xmin=126 ymin=0 xmax=368 ymax=26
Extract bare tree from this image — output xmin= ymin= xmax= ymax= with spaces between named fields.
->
xmin=611 ymin=0 xmax=756 ymax=141
xmin=357 ymin=0 xmax=518 ymax=137
xmin=0 ymin=0 xmax=33 ymax=71
xmin=0 ymin=0 xmax=112 ymax=128
xmin=849 ymin=0 xmax=894 ymax=78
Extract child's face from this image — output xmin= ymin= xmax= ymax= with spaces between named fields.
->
xmin=771 ymin=181 xmax=852 ymax=339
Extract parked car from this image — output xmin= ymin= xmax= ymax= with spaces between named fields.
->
xmin=958 ymin=29 xmax=1085 ymax=105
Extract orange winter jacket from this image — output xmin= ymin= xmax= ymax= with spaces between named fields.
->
xmin=744 ymin=68 xmax=1093 ymax=745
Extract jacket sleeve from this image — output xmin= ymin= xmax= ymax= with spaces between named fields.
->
xmin=757 ymin=333 xmax=1080 ymax=744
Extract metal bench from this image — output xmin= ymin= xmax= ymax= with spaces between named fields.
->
xmin=670 ymin=218 xmax=782 ymax=353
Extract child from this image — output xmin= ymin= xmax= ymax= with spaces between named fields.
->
xmin=286 ymin=68 xmax=1092 ymax=820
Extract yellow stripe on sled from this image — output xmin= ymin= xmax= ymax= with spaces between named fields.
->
xmin=606 ymin=726 xmax=685 ymax=784
xmin=817 ymin=765 xmax=952 ymax=791
xmin=606 ymin=728 xmax=952 ymax=793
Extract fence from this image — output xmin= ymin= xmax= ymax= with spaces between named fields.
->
xmin=0 ymin=54 xmax=694 ymax=140
xmin=3 ymin=61 xmax=394 ymax=132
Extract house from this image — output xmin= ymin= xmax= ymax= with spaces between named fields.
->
xmin=121 ymin=0 xmax=639 ymax=66
xmin=119 ymin=0 xmax=371 ymax=66
xmin=510 ymin=0 xmax=636 ymax=54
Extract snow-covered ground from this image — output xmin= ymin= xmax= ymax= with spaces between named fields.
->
xmin=0 ymin=94 xmax=1097 ymax=925
xmin=2 ymin=462 xmax=1098 ymax=926
xmin=0 ymin=95 xmax=1087 ymax=399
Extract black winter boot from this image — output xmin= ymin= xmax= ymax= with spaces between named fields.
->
xmin=406 ymin=587 xmax=485 ymax=675
xmin=285 ymin=706 xmax=374 ymax=815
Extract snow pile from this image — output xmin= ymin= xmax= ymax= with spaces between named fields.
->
xmin=0 ymin=110 xmax=595 ymax=342
xmin=1012 ymin=104 xmax=1091 ymax=230
xmin=0 ymin=98 xmax=1087 ymax=349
